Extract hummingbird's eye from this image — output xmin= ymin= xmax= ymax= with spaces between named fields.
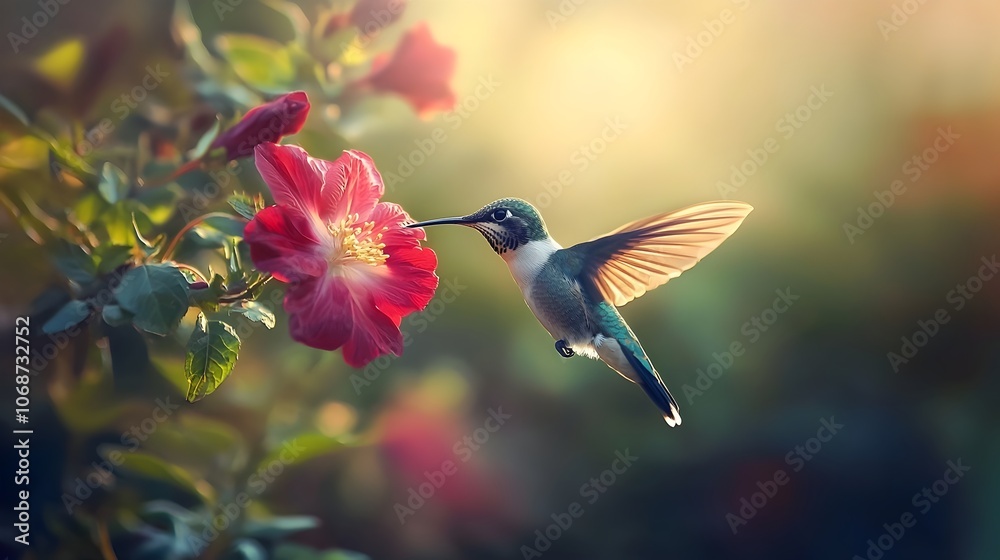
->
xmin=492 ymin=209 xmax=510 ymax=222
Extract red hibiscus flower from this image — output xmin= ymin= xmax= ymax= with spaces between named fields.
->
xmin=211 ymin=91 xmax=310 ymax=160
xmin=362 ymin=23 xmax=456 ymax=117
xmin=244 ymin=142 xmax=438 ymax=367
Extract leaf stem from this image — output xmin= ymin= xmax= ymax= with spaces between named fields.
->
xmin=160 ymin=211 xmax=246 ymax=262
xmin=96 ymin=518 xmax=119 ymax=560
xmin=172 ymin=262 xmax=208 ymax=283
xmin=143 ymin=158 xmax=202 ymax=188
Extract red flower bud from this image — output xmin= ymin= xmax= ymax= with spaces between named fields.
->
xmin=211 ymin=91 xmax=310 ymax=160
xmin=362 ymin=23 xmax=456 ymax=118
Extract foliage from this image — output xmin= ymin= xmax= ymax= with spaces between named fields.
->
xmin=0 ymin=0 xmax=455 ymax=558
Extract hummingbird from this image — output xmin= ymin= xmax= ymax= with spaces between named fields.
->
xmin=407 ymin=199 xmax=752 ymax=426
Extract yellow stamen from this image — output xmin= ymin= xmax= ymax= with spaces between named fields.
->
xmin=327 ymin=214 xmax=388 ymax=266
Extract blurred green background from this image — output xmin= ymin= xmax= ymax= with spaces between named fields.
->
xmin=2 ymin=0 xmax=999 ymax=559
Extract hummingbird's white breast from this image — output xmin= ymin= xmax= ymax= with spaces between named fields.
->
xmin=499 ymin=236 xmax=595 ymax=347
xmin=501 ymin=237 xmax=562 ymax=295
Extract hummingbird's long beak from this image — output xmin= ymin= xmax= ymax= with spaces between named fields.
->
xmin=406 ymin=216 xmax=474 ymax=228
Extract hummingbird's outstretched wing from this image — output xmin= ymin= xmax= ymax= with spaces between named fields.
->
xmin=570 ymin=201 xmax=752 ymax=306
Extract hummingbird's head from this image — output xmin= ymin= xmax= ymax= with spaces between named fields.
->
xmin=407 ymin=198 xmax=549 ymax=255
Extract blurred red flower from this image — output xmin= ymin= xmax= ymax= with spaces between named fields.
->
xmin=244 ymin=143 xmax=438 ymax=366
xmin=363 ymin=23 xmax=456 ymax=117
xmin=211 ymin=91 xmax=310 ymax=160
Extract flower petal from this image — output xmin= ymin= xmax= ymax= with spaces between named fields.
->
xmin=364 ymin=23 xmax=456 ymax=117
xmin=244 ymin=205 xmax=326 ymax=283
xmin=213 ymin=91 xmax=310 ymax=160
xmin=255 ymin=142 xmax=327 ymax=217
xmin=374 ymin=245 xmax=439 ymax=319
xmin=341 ymin=291 xmax=404 ymax=367
xmin=368 ymin=201 xmax=426 ymax=249
xmin=284 ymin=275 xmax=353 ymax=351
xmin=284 ymin=273 xmax=405 ymax=367
xmin=320 ymin=150 xmax=385 ymax=222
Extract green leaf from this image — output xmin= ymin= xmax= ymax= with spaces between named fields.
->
xmin=73 ymin=192 xmax=108 ymax=226
xmin=185 ymin=314 xmax=241 ymax=402
xmin=229 ymin=301 xmax=275 ymax=329
xmin=136 ymin=183 xmax=184 ymax=225
xmin=98 ymin=162 xmax=129 ymax=204
xmin=0 ymin=136 xmax=48 ymax=171
xmin=0 ymin=93 xmax=29 ymax=127
xmin=53 ymin=146 xmax=97 ymax=179
xmin=205 ymin=214 xmax=248 ymax=237
xmin=53 ymin=243 xmax=97 ymax=285
xmin=189 ymin=273 xmax=227 ymax=312
xmin=189 ymin=118 xmax=221 ymax=160
xmin=103 ymin=204 xmax=132 ymax=246
xmin=223 ymin=539 xmax=268 ymax=560
xmin=94 ymin=244 xmax=133 ymax=274
xmin=190 ymin=214 xmax=246 ymax=249
xmin=35 ymin=38 xmax=84 ymax=89
xmin=244 ymin=516 xmax=319 ymax=541
xmin=42 ymin=300 xmax=91 ymax=334
xmin=314 ymin=24 xmax=362 ymax=67
xmin=258 ymin=432 xmax=345 ymax=470
xmin=101 ymin=304 xmax=131 ymax=327
xmin=93 ymin=202 xmax=157 ymax=251
xmin=228 ymin=193 xmax=266 ymax=220
xmin=176 ymin=414 xmax=243 ymax=454
xmin=115 ymin=264 xmax=190 ymax=335
xmin=225 ymin=238 xmax=249 ymax=286
xmin=131 ymin=212 xmax=164 ymax=256
xmin=273 ymin=544 xmax=368 ymax=560
xmin=216 ymin=34 xmax=296 ymax=93
xmin=103 ymin=448 xmax=212 ymax=502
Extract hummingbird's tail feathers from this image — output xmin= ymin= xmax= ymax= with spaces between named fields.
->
xmin=605 ymin=336 xmax=682 ymax=427
xmin=622 ymin=347 xmax=682 ymax=427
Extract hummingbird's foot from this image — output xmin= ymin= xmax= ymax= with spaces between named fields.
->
xmin=555 ymin=340 xmax=574 ymax=358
